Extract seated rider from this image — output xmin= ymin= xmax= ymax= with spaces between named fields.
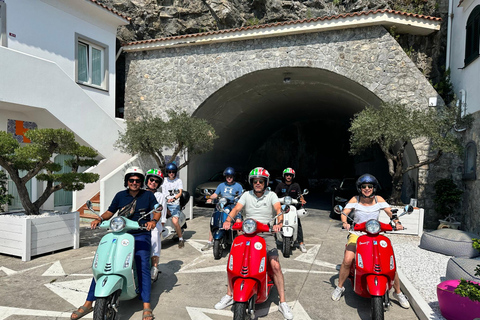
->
xmin=144 ymin=169 xmax=167 ymax=281
xmin=274 ymin=167 xmax=307 ymax=253
xmin=331 ymin=173 xmax=410 ymax=309
xmin=202 ymin=167 xmax=243 ymax=251
xmin=162 ymin=162 xmax=185 ymax=248
xmin=70 ymin=166 xmax=160 ymax=320
xmin=215 ymin=167 xmax=294 ymax=320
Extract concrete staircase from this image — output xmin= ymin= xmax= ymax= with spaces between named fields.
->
xmin=78 ymin=192 xmax=101 ymax=222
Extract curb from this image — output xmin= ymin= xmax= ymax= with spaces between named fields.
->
xmin=397 ymin=268 xmax=442 ymax=320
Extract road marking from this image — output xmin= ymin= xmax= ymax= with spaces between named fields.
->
xmin=294 ymin=244 xmax=338 ymax=269
xmin=42 ymin=260 xmax=66 ymax=276
xmin=178 ymin=264 xmax=226 ymax=274
xmin=44 ymin=278 xmax=93 ymax=308
xmin=0 ymin=263 xmax=51 ymax=276
xmin=186 ymin=301 xmax=312 ymax=319
xmin=0 ymin=306 xmax=89 ymax=319
xmin=283 ymin=268 xmax=337 ymax=275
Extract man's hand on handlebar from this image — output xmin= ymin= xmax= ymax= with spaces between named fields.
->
xmin=91 ymin=219 xmax=101 ymax=230
xmin=272 ymin=222 xmax=283 ymax=233
xmin=223 ymin=220 xmax=231 ymax=230
xmin=342 ymin=221 xmax=351 ymax=231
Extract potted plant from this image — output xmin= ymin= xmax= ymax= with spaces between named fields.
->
xmin=0 ymin=128 xmax=99 ymax=260
xmin=433 ymin=178 xmax=463 ymax=229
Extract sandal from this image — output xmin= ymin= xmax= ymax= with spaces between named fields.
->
xmin=143 ymin=308 xmax=155 ymax=320
xmin=70 ymin=306 xmax=93 ymax=320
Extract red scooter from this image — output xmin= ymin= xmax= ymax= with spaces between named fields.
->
xmin=335 ymin=205 xmax=413 ymax=320
xmin=227 ymin=218 xmax=275 ymax=320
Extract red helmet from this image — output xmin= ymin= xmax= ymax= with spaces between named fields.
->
xmin=283 ymin=167 xmax=295 ymax=179
xmin=248 ymin=167 xmax=270 ymax=187
xmin=145 ymin=169 xmax=164 ymax=187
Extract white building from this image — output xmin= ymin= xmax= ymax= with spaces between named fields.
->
xmin=0 ymin=0 xmax=132 ymax=213
xmin=447 ymin=0 xmax=480 ymax=232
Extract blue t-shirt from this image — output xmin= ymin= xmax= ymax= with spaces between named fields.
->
xmin=108 ymin=189 xmax=158 ymax=233
xmin=214 ymin=182 xmax=243 ymax=201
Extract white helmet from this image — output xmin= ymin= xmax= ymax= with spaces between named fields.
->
xmin=296 ymin=207 xmax=309 ymax=218
xmin=124 ymin=166 xmax=145 ymax=187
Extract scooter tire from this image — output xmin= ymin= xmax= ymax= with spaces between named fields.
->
xmin=233 ymin=302 xmax=248 ymax=320
xmin=371 ymin=296 xmax=384 ymax=320
xmin=282 ymin=237 xmax=292 ymax=258
xmin=93 ymin=291 xmax=120 ymax=320
xmin=213 ymin=239 xmax=222 ymax=260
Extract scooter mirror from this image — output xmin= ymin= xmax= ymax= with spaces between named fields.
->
xmin=404 ymin=204 xmax=414 ymax=213
xmin=86 ymin=200 xmax=96 ymax=214
xmin=303 ymin=189 xmax=309 ymax=195
xmin=203 ymin=189 xmax=210 ymax=195
xmin=334 ymin=205 xmax=343 ymax=214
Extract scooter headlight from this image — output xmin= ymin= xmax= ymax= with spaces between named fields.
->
xmin=281 ymin=204 xmax=290 ymax=213
xmin=284 ymin=196 xmax=293 ymax=206
xmin=224 ymin=208 xmax=231 ymax=214
xmin=242 ymin=218 xmax=257 ymax=234
xmin=216 ymin=198 xmax=228 ymax=211
xmin=365 ymin=219 xmax=381 ymax=234
xmin=110 ymin=217 xmax=126 ymax=232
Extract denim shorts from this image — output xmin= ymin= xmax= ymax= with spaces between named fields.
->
xmin=167 ymin=203 xmax=181 ymax=218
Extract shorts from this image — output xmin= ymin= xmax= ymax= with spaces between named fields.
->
xmin=260 ymin=233 xmax=278 ymax=257
xmin=347 ymin=233 xmax=359 ymax=246
xmin=167 ymin=203 xmax=181 ymax=218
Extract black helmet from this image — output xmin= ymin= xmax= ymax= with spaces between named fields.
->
xmin=356 ymin=174 xmax=379 ymax=195
xmin=223 ymin=167 xmax=235 ymax=177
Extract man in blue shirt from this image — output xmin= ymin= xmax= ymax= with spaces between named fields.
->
xmin=202 ymin=167 xmax=243 ymax=251
xmin=71 ymin=167 xmax=159 ymax=320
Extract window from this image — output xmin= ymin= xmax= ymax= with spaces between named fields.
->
xmin=465 ymin=5 xmax=480 ymax=66
xmin=464 ymin=141 xmax=477 ymax=180
xmin=75 ymin=34 xmax=108 ymax=90
xmin=0 ymin=0 xmax=6 ymax=47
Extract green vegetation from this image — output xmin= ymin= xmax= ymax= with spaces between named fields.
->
xmin=0 ymin=128 xmax=99 ymax=215
xmin=246 ymin=17 xmax=260 ymax=26
xmin=349 ymin=101 xmax=465 ymax=204
xmin=115 ymin=110 xmax=218 ymax=172
xmin=433 ymin=178 xmax=463 ymax=219
xmin=0 ymin=170 xmax=13 ymax=212
xmin=454 ymin=238 xmax=480 ymax=302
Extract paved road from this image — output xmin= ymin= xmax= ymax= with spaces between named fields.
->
xmin=0 ymin=204 xmax=419 ymax=320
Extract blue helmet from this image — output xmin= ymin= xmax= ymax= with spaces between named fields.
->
xmin=223 ymin=167 xmax=235 ymax=177
xmin=165 ymin=163 xmax=178 ymax=172
xmin=356 ymin=174 xmax=379 ymax=194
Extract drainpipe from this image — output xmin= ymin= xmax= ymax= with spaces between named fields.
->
xmin=446 ymin=0 xmax=453 ymax=70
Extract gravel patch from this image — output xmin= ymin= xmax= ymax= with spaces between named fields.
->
xmin=387 ymin=233 xmax=452 ymax=319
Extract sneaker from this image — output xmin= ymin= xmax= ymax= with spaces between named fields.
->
xmin=151 ymin=266 xmax=159 ymax=281
xmin=214 ymin=295 xmax=233 ymax=310
xmin=278 ymin=302 xmax=294 ymax=320
xmin=393 ymin=292 xmax=410 ymax=309
xmin=331 ymin=286 xmax=345 ymax=301
xmin=201 ymin=242 xmax=213 ymax=251
xmin=299 ymin=243 xmax=307 ymax=253
xmin=178 ymin=240 xmax=185 ymax=248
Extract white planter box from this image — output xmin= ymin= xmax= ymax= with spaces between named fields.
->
xmin=0 ymin=212 xmax=79 ymax=261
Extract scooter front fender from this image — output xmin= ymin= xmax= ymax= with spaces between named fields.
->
xmin=213 ymin=228 xmax=226 ymax=240
xmin=94 ymin=275 xmax=124 ymax=298
xmin=365 ymin=274 xmax=389 ymax=297
xmin=232 ymin=278 xmax=259 ymax=303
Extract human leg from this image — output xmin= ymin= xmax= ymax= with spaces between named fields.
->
xmin=134 ymin=233 xmax=152 ymax=303
xmin=70 ymin=279 xmax=95 ymax=319
xmin=332 ymin=238 xmax=356 ymax=301
xmin=202 ymin=230 xmax=214 ymax=251
xmin=150 ymin=226 xmax=161 ymax=279
xmin=393 ymin=272 xmax=410 ymax=308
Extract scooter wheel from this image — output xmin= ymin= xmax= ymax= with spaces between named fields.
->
xmin=213 ymin=239 xmax=222 ymax=260
xmin=93 ymin=291 xmax=120 ymax=320
xmin=371 ymin=296 xmax=385 ymax=320
xmin=282 ymin=237 xmax=292 ymax=258
xmin=233 ymin=302 xmax=248 ymax=320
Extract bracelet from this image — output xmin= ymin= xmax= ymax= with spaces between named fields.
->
xmin=97 ymin=216 xmax=104 ymax=222
xmin=396 ymin=221 xmax=402 ymax=225
xmin=152 ymin=218 xmax=158 ymax=223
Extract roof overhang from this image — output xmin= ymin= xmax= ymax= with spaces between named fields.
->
xmin=123 ymin=10 xmax=441 ymax=52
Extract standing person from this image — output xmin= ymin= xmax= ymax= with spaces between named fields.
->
xmin=331 ymin=173 xmax=410 ymax=309
xmin=70 ymin=167 xmax=159 ymax=320
xmin=162 ymin=162 xmax=185 ymax=248
xmin=275 ymin=167 xmax=308 ymax=253
xmin=215 ymin=167 xmax=294 ymax=320
xmin=144 ymin=169 xmax=167 ymax=281
xmin=202 ymin=167 xmax=243 ymax=251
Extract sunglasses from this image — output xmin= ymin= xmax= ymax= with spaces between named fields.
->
xmin=148 ymin=178 xmax=161 ymax=184
xmin=253 ymin=179 xmax=265 ymax=185
xmin=167 ymin=171 xmax=176 ymax=174
xmin=128 ymin=178 xmax=141 ymax=184
xmin=361 ymin=184 xmax=374 ymax=189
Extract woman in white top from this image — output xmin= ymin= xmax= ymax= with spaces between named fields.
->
xmin=331 ymin=174 xmax=410 ymax=309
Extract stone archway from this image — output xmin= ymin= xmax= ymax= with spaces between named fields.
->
xmin=125 ymin=24 xmax=440 ymax=200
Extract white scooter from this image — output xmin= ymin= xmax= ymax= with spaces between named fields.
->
xmin=277 ymin=189 xmax=309 ymax=258
xmin=161 ymin=190 xmax=189 ymax=241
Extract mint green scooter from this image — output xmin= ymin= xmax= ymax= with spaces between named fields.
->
xmin=86 ymin=201 xmax=158 ymax=320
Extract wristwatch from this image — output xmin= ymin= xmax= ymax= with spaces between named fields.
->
xmin=152 ymin=219 xmax=158 ymax=223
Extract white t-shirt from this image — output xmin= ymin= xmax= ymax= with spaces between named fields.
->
xmin=162 ymin=177 xmax=183 ymax=205
xmin=345 ymin=197 xmax=390 ymax=235
xmin=153 ymin=191 xmax=167 ymax=223
xmin=238 ymin=190 xmax=279 ymax=225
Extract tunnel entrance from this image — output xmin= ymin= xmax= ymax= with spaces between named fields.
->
xmin=190 ymin=67 xmax=391 ymax=195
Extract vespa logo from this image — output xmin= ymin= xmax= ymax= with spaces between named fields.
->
xmin=234 ymin=242 xmax=243 ymax=247
xmin=102 ymin=277 xmax=108 ymax=287
xmin=359 ymin=241 xmax=370 ymax=245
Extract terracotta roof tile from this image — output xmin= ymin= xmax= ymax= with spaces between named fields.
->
xmin=124 ymin=9 xmax=441 ymax=47
xmin=87 ymin=0 xmax=131 ymax=21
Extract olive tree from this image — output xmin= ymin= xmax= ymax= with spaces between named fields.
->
xmin=115 ymin=110 xmax=218 ymax=172
xmin=0 ymin=128 xmax=99 ymax=215
xmin=349 ymin=101 xmax=466 ymax=204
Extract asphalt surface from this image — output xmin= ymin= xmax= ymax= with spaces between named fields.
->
xmin=0 ymin=197 xmax=420 ymax=320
